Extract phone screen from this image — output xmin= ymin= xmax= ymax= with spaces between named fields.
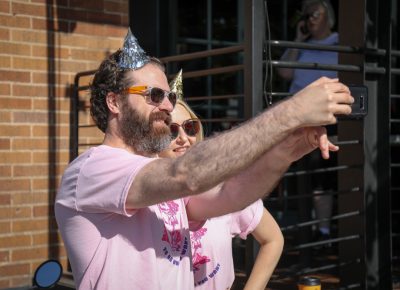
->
xmin=338 ymin=85 xmax=368 ymax=119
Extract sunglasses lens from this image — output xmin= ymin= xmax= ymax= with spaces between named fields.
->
xmin=149 ymin=88 xmax=165 ymax=104
xmin=183 ymin=120 xmax=200 ymax=136
xmin=149 ymin=88 xmax=177 ymax=107
xmin=304 ymin=11 xmax=320 ymax=20
xmin=168 ymin=92 xmax=177 ymax=107
xmin=169 ymin=120 xmax=200 ymax=139
xmin=169 ymin=123 xmax=180 ymax=139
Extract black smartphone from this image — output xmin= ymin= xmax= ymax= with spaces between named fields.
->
xmin=300 ymin=24 xmax=309 ymax=34
xmin=338 ymin=85 xmax=368 ymax=119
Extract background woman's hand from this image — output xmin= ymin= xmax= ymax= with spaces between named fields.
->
xmin=295 ymin=20 xmax=310 ymax=41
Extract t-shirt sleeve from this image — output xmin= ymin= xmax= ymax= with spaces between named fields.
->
xmin=183 ymin=196 xmax=206 ymax=231
xmin=75 ymin=147 xmax=156 ymax=216
xmin=230 ymin=199 xmax=264 ymax=239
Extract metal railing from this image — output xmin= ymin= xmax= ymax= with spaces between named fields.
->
xmin=260 ymin=2 xmax=398 ymax=287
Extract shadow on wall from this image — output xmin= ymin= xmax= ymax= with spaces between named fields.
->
xmin=45 ymin=0 xmax=126 ymax=267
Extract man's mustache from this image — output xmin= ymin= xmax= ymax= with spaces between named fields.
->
xmin=149 ymin=111 xmax=171 ymax=126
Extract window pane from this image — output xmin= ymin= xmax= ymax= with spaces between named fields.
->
xmin=177 ymin=0 xmax=207 ymax=39
xmin=212 ymin=0 xmax=238 ymax=42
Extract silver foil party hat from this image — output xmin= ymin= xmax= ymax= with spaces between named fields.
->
xmin=169 ymin=69 xmax=183 ymax=100
xmin=118 ymin=28 xmax=150 ymax=70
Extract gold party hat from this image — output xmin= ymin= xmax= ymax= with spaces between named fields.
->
xmin=169 ymin=69 xmax=183 ymax=100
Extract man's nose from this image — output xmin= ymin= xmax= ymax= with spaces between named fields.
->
xmin=158 ymin=95 xmax=174 ymax=113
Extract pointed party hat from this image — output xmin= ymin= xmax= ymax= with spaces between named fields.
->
xmin=169 ymin=69 xmax=183 ymax=100
xmin=118 ymin=28 xmax=150 ymax=70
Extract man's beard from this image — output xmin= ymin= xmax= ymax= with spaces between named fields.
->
xmin=120 ymin=104 xmax=172 ymax=154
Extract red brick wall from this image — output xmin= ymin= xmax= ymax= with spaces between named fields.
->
xmin=0 ymin=0 xmax=128 ymax=288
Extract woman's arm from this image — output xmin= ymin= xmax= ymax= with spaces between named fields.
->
xmin=243 ymin=208 xmax=284 ymax=290
xmin=277 ymin=48 xmax=299 ymax=80
xmin=186 ymin=126 xmax=338 ymax=221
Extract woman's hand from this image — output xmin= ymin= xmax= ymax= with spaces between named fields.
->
xmin=295 ymin=20 xmax=310 ymax=41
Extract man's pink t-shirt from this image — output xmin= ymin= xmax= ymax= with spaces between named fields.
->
xmin=190 ymin=199 xmax=263 ymax=289
xmin=55 ymin=145 xmax=194 ymax=290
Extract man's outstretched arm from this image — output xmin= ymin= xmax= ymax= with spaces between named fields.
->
xmin=127 ymin=77 xmax=352 ymax=209
xmin=186 ymin=126 xmax=337 ymax=220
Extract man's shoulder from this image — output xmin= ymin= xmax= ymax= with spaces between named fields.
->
xmin=64 ymin=145 xmax=154 ymax=181
xmin=81 ymin=145 xmax=155 ymax=174
xmin=80 ymin=145 xmax=152 ymax=163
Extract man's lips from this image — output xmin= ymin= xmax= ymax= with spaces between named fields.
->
xmin=152 ymin=118 xmax=170 ymax=128
xmin=153 ymin=119 xmax=167 ymax=124
xmin=150 ymin=111 xmax=171 ymax=125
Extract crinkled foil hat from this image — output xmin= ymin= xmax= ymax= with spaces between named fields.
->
xmin=118 ymin=28 xmax=150 ymax=70
xmin=169 ymin=69 xmax=183 ymax=101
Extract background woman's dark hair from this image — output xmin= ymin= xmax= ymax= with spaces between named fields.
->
xmin=90 ymin=50 xmax=131 ymax=133
xmin=90 ymin=52 xmax=166 ymax=133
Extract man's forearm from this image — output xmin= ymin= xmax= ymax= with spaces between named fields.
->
xmin=186 ymin=143 xmax=291 ymax=220
xmin=173 ymin=100 xmax=297 ymax=194
xmin=130 ymin=99 xmax=297 ymax=208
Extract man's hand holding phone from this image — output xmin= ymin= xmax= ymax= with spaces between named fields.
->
xmin=338 ymin=85 xmax=368 ymax=119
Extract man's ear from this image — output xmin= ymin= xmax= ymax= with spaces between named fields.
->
xmin=106 ymin=92 xmax=121 ymax=114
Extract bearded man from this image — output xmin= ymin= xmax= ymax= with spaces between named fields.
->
xmin=55 ymin=29 xmax=353 ymax=290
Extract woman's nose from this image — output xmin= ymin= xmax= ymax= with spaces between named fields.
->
xmin=176 ymin=128 xmax=189 ymax=143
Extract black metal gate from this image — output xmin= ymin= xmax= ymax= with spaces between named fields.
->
xmin=255 ymin=0 xmax=398 ymax=289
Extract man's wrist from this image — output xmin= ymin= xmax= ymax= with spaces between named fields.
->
xmin=272 ymin=98 xmax=302 ymax=131
xmin=264 ymin=144 xmax=293 ymax=171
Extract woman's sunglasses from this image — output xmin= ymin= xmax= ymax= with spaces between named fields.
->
xmin=124 ymin=85 xmax=177 ymax=107
xmin=170 ymin=119 xmax=201 ymax=139
xmin=302 ymin=10 xmax=322 ymax=21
